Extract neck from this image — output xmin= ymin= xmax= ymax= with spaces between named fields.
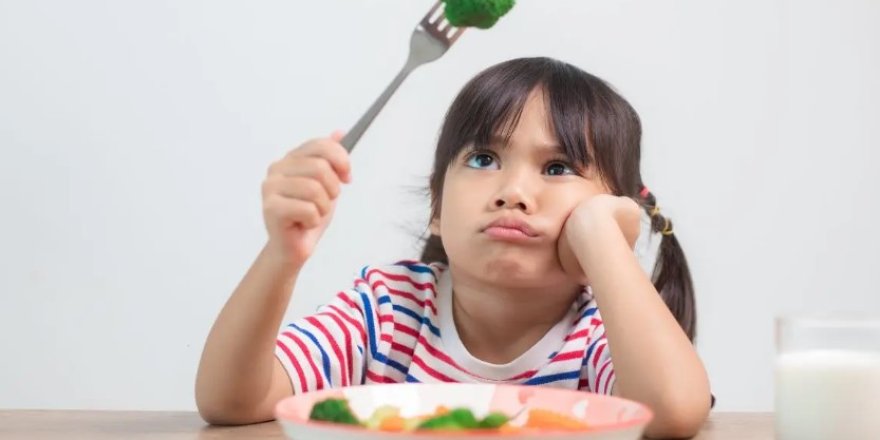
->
xmin=447 ymin=264 xmax=581 ymax=364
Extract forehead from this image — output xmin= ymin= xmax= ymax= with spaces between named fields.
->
xmin=509 ymin=90 xmax=556 ymax=143
xmin=478 ymin=89 xmax=558 ymax=151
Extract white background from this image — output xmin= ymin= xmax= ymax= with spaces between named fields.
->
xmin=1 ymin=0 xmax=878 ymax=412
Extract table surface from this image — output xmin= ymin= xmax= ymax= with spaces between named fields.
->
xmin=0 ymin=411 xmax=773 ymax=439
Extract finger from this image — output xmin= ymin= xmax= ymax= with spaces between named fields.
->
xmin=263 ymin=195 xmax=322 ymax=229
xmin=262 ymin=176 xmax=333 ymax=216
xmin=267 ymin=157 xmax=341 ymax=199
xmin=291 ymin=138 xmax=352 ymax=183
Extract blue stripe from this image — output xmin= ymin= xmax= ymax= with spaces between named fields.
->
xmin=584 ymin=338 xmax=601 ymax=366
xmin=392 ymin=305 xmax=441 ymax=337
xmin=360 ymin=266 xmax=369 ymax=280
xmin=524 ymin=370 xmax=581 ymax=385
xmin=373 ymin=352 xmax=408 ymax=374
xmin=359 ymin=290 xmax=408 ymax=375
xmin=290 ymin=323 xmax=333 ymax=386
xmin=581 ymin=307 xmax=598 ymax=320
xmin=405 ymin=374 xmax=422 ymax=383
xmin=360 ymin=290 xmax=379 ymax=356
xmin=399 ymin=263 xmax=434 ymax=274
xmin=378 ymin=295 xmax=392 ymax=305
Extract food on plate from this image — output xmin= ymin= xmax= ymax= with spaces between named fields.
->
xmin=308 ymin=397 xmax=591 ymax=432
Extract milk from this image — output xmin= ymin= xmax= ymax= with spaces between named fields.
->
xmin=775 ymin=350 xmax=880 ymax=440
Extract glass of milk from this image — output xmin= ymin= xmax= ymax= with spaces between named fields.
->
xmin=775 ymin=316 xmax=880 ymax=440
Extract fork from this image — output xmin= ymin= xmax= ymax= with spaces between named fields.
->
xmin=340 ymin=1 xmax=465 ymax=152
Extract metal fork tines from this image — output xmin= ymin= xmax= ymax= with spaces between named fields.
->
xmin=340 ymin=1 xmax=465 ymax=152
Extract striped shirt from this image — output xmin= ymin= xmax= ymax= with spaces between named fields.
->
xmin=274 ymin=261 xmax=616 ymax=395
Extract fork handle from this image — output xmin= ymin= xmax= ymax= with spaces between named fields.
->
xmin=341 ymin=62 xmax=416 ymax=152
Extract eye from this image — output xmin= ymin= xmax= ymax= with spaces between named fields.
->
xmin=545 ymin=161 xmax=576 ymax=176
xmin=465 ymin=152 xmax=499 ymax=170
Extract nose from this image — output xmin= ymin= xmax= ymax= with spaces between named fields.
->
xmin=490 ymin=168 xmax=536 ymax=214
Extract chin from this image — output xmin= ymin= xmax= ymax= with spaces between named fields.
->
xmin=474 ymin=255 xmax=566 ymax=288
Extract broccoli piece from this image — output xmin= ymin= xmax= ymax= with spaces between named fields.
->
xmin=417 ymin=408 xmax=480 ymax=430
xmin=308 ymin=398 xmax=361 ymax=426
xmin=443 ymin=0 xmax=515 ymax=29
xmin=478 ymin=412 xmax=510 ymax=429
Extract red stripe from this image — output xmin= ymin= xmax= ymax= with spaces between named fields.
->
xmin=391 ymin=341 xmax=415 ymax=357
xmin=317 ymin=312 xmax=353 ymax=387
xmin=565 ymin=328 xmax=591 ymax=341
xmin=592 ymin=342 xmax=606 ymax=369
xmin=366 ymin=370 xmax=398 ymax=384
xmin=379 ymin=314 xmax=394 ymax=325
xmin=324 ymin=305 xmax=366 ymax=343
xmin=416 ymin=335 xmax=465 ymax=373
xmin=366 ymin=269 xmax=437 ymax=295
xmin=282 ymin=331 xmax=324 ymax=390
xmin=337 ymin=291 xmax=364 ymax=314
xmin=550 ymin=350 xmax=584 ymax=363
xmin=505 ymin=369 xmax=539 ymax=381
xmin=411 ymin=355 xmax=457 ymax=382
xmin=370 ymin=280 xmax=439 ymax=315
xmin=275 ymin=339 xmax=308 ymax=393
xmin=395 ymin=323 xmax=420 ymax=339
xmin=597 ymin=360 xmax=614 ymax=394
xmin=602 ymin=371 xmax=616 ymax=395
xmin=578 ymin=378 xmax=589 ymax=390
xmin=413 ymin=334 xmax=534 ymax=382
xmin=305 ymin=317 xmax=347 ymax=387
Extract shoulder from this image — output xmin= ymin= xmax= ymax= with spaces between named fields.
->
xmin=354 ymin=261 xmax=444 ymax=296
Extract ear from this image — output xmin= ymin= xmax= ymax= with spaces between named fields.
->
xmin=429 ymin=217 xmax=441 ymax=236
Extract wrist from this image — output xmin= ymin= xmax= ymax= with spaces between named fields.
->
xmin=261 ymin=243 xmax=304 ymax=279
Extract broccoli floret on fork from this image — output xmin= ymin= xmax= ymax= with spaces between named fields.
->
xmin=443 ymin=0 xmax=516 ymax=29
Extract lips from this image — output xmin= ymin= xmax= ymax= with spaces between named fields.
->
xmin=482 ymin=217 xmax=540 ymax=240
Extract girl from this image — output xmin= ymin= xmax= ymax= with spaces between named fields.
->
xmin=196 ymin=57 xmax=712 ymax=438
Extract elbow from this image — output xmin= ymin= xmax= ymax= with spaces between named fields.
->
xmin=195 ymin=384 xmax=271 ymax=426
xmin=196 ymin=400 xmax=236 ymax=426
xmin=644 ymin=391 xmax=711 ymax=439
xmin=195 ymin=388 xmax=235 ymax=425
xmin=196 ymin=396 xmax=269 ymax=426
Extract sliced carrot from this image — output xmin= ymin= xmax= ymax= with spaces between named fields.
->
xmin=379 ymin=415 xmax=406 ymax=431
xmin=524 ymin=409 xmax=590 ymax=431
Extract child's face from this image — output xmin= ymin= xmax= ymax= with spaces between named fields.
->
xmin=432 ymin=90 xmax=609 ymax=287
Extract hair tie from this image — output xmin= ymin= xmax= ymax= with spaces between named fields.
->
xmin=639 ymin=186 xmax=650 ymax=199
xmin=650 ymin=205 xmax=661 ymax=217
xmin=661 ymin=217 xmax=674 ymax=236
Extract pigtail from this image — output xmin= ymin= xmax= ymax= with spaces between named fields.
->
xmin=639 ymin=187 xmax=697 ymax=342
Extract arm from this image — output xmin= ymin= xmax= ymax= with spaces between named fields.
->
xmin=195 ymin=245 xmax=300 ymax=425
xmin=196 ymin=134 xmax=351 ymax=425
xmin=563 ymin=195 xmax=711 ymax=439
